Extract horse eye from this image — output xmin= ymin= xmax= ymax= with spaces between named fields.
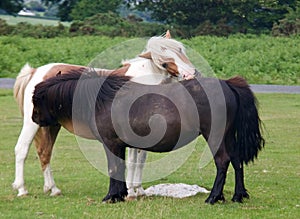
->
xmin=162 ymin=63 xmax=168 ymax=68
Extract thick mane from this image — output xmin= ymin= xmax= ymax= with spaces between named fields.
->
xmin=142 ymin=36 xmax=195 ymax=75
xmin=33 ymin=68 xmax=131 ymax=122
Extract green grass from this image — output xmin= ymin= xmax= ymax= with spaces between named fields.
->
xmin=0 ymin=35 xmax=299 ymax=85
xmin=0 ymin=89 xmax=299 ymax=218
xmin=0 ymin=15 xmax=70 ymax=26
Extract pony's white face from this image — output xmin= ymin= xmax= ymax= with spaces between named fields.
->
xmin=122 ymin=32 xmax=196 ymax=85
xmin=139 ymin=36 xmax=196 ymax=80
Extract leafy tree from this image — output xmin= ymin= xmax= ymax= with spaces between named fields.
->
xmin=127 ymin=0 xmax=220 ymax=26
xmin=27 ymin=1 xmax=46 ymax=12
xmin=70 ymin=0 xmax=122 ymax=20
xmin=42 ymin=0 xmax=78 ymax=21
xmin=0 ymin=0 xmax=24 ymax=14
xmin=42 ymin=0 xmax=123 ymax=21
xmin=127 ymin=0 xmax=299 ymax=33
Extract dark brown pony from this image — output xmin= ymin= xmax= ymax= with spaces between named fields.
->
xmin=32 ymin=70 xmax=265 ymax=204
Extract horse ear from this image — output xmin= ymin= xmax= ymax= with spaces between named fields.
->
xmin=139 ymin=51 xmax=152 ymax=59
xmin=165 ymin=30 xmax=171 ymax=39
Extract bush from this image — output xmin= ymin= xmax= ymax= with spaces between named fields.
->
xmin=192 ymin=20 xmax=233 ymax=37
xmin=70 ymin=12 xmax=168 ymax=37
xmin=272 ymin=5 xmax=300 ymax=37
xmin=0 ymin=18 xmax=13 ymax=35
xmin=272 ymin=18 xmax=300 ymax=36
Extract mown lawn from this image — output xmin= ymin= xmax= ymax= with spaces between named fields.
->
xmin=0 ymin=89 xmax=299 ymax=218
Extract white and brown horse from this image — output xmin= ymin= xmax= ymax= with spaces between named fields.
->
xmin=12 ymin=32 xmax=196 ymax=198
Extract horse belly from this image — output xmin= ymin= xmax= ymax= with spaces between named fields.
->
xmin=61 ymin=119 xmax=96 ymax=140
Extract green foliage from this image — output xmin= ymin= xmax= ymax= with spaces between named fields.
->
xmin=272 ymin=18 xmax=300 ymax=35
xmin=0 ymin=0 xmax=24 ymax=14
xmin=0 ymin=19 xmax=68 ymax=38
xmin=0 ymin=36 xmax=124 ymax=77
xmin=0 ymin=91 xmax=299 ymax=218
xmin=70 ymin=12 xmax=167 ymax=37
xmin=191 ymin=19 xmax=234 ymax=37
xmin=0 ymin=18 xmax=12 ymax=35
xmin=70 ymin=0 xmax=122 ymax=21
xmin=57 ymin=0 xmax=77 ymax=21
xmin=127 ymin=0 xmax=300 ymax=35
xmin=0 ymin=35 xmax=299 ymax=85
xmin=26 ymin=0 xmax=46 ymax=12
xmin=184 ymin=35 xmax=300 ymax=85
xmin=272 ymin=2 xmax=300 ymax=36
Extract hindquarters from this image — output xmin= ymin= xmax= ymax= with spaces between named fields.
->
xmin=205 ymin=76 xmax=265 ymax=204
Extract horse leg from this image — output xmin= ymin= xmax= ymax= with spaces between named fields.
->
xmin=12 ymin=121 xmax=39 ymax=196
xmin=134 ymin=149 xmax=147 ymax=197
xmin=230 ymin=157 xmax=249 ymax=202
xmin=34 ymin=125 xmax=61 ymax=196
xmin=205 ymin=141 xmax=230 ymax=204
xmin=126 ymin=149 xmax=147 ymax=200
xmin=102 ymin=144 xmax=128 ymax=203
xmin=126 ymin=148 xmax=138 ymax=200
xmin=225 ymin=129 xmax=249 ymax=203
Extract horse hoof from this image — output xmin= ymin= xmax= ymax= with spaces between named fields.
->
xmin=205 ymin=194 xmax=225 ymax=204
xmin=12 ymin=181 xmax=24 ymax=190
xmin=102 ymin=198 xmax=124 ymax=204
xmin=17 ymin=189 xmax=29 ymax=197
xmin=136 ymin=188 xmax=146 ymax=197
xmin=50 ymin=187 xmax=62 ymax=196
xmin=125 ymin=196 xmax=137 ymax=201
xmin=102 ymin=195 xmax=125 ymax=204
xmin=205 ymin=197 xmax=216 ymax=205
xmin=243 ymin=192 xmax=250 ymax=199
xmin=231 ymin=194 xmax=243 ymax=203
xmin=232 ymin=192 xmax=249 ymax=203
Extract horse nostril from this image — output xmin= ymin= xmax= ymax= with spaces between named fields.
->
xmin=162 ymin=63 xmax=168 ymax=68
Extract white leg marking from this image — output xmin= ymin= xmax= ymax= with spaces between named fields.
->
xmin=13 ymin=122 xmax=39 ymax=196
xmin=134 ymin=150 xmax=147 ymax=197
xmin=126 ymin=148 xmax=137 ymax=199
xmin=43 ymin=164 xmax=61 ymax=196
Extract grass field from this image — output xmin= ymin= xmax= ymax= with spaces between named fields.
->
xmin=0 ymin=89 xmax=299 ymax=218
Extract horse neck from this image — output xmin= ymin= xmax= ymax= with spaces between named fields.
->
xmin=125 ymin=58 xmax=169 ymax=85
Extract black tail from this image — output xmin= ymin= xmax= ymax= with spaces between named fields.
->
xmin=226 ymin=76 xmax=265 ymax=164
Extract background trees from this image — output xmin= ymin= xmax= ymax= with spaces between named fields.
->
xmin=70 ymin=0 xmax=122 ymax=20
xmin=0 ymin=0 xmax=24 ymax=14
xmin=0 ymin=0 xmax=299 ymax=35
xmin=127 ymin=0 xmax=299 ymax=34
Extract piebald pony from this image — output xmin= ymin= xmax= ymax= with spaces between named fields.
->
xmin=12 ymin=31 xmax=196 ymax=199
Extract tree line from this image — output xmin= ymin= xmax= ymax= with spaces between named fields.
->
xmin=1 ymin=0 xmax=299 ymax=36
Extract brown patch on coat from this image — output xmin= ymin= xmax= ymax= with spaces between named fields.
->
xmin=60 ymin=119 xmax=96 ymax=140
xmin=43 ymin=64 xmax=88 ymax=80
xmin=162 ymin=59 xmax=179 ymax=77
xmin=34 ymin=126 xmax=61 ymax=171
xmin=43 ymin=64 xmax=130 ymax=81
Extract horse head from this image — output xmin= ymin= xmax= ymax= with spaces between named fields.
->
xmin=139 ymin=31 xmax=196 ymax=80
